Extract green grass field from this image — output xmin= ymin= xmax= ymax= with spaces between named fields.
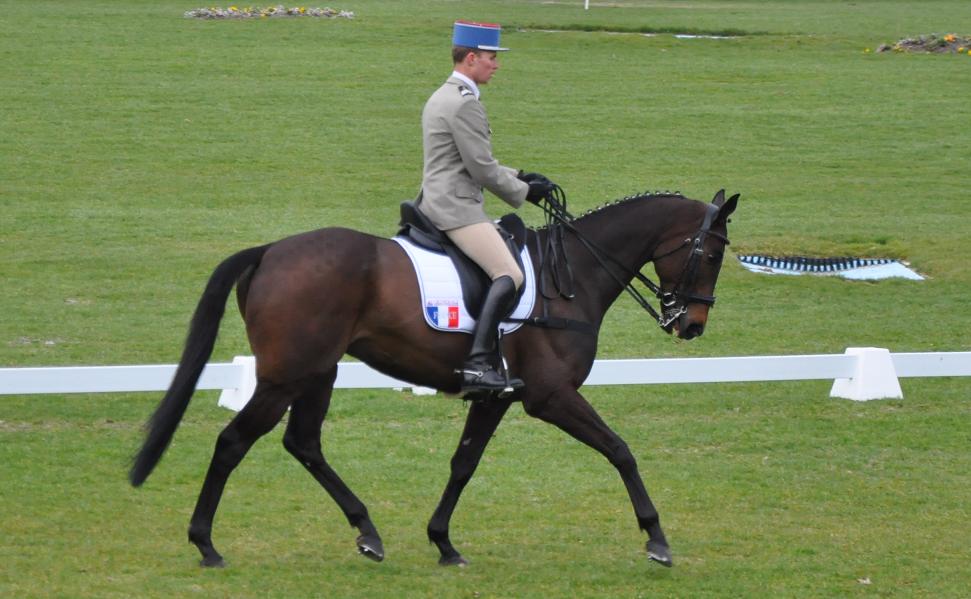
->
xmin=2 ymin=1 xmax=971 ymax=597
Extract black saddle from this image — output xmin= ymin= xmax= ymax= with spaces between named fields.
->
xmin=398 ymin=201 xmax=528 ymax=319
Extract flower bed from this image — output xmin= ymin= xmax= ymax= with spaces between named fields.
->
xmin=185 ymin=6 xmax=354 ymax=19
xmin=877 ymin=33 xmax=971 ymax=54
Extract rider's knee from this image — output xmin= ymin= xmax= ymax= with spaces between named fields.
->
xmin=498 ymin=268 xmax=524 ymax=290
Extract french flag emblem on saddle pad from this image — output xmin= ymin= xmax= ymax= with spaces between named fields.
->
xmin=393 ymin=236 xmax=536 ymax=334
xmin=426 ymin=303 xmax=461 ymax=329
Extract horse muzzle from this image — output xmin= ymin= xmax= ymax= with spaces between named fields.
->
xmin=676 ymin=318 xmax=706 ymax=340
xmin=666 ymin=306 xmax=708 ymax=340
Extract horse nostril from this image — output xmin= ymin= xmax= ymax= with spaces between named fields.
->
xmin=682 ymin=323 xmax=705 ymax=340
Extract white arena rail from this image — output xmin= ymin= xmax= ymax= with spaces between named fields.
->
xmin=1 ymin=349 xmax=969 ymax=411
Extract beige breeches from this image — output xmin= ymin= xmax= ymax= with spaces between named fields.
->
xmin=445 ymin=221 xmax=524 ymax=289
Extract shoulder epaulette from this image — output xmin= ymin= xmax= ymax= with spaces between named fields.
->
xmin=458 ymin=85 xmax=474 ymax=98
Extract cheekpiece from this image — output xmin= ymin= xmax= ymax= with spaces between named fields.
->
xmin=452 ymin=20 xmax=508 ymax=51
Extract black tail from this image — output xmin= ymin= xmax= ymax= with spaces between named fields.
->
xmin=129 ymin=244 xmax=271 ymax=487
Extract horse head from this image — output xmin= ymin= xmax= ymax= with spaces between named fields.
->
xmin=651 ymin=189 xmax=738 ymax=340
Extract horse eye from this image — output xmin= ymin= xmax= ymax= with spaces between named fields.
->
xmin=707 ymin=252 xmax=723 ymax=264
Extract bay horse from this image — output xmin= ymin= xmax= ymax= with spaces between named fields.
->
xmin=130 ymin=189 xmax=738 ymax=568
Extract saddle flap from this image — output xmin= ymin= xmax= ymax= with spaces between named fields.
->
xmin=392 ymin=236 xmax=536 ymax=336
xmin=498 ymin=213 xmax=527 ymax=251
xmin=397 ymin=201 xmax=527 ymax=318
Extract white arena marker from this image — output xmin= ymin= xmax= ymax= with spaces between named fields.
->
xmin=830 ymin=347 xmax=903 ymax=401
xmin=217 ymin=356 xmax=257 ymax=412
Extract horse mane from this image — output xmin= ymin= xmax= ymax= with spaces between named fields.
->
xmin=535 ymin=190 xmax=686 ymax=230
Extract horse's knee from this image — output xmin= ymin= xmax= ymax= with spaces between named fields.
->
xmin=282 ymin=430 xmax=299 ymax=455
xmin=521 ymin=390 xmax=555 ymax=418
xmin=212 ymin=428 xmax=250 ymax=468
xmin=447 ymin=453 xmax=477 ymax=485
xmin=607 ymin=440 xmax=638 ymax=472
xmin=282 ymin=431 xmax=320 ymax=464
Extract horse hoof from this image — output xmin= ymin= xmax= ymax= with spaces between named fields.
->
xmin=199 ymin=555 xmax=226 ymax=568
xmin=438 ymin=554 xmax=469 ymax=567
xmin=356 ymin=534 xmax=385 ymax=562
xmin=646 ymin=540 xmax=673 ymax=567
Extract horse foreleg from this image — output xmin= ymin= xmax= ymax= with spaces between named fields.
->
xmin=187 ymin=379 xmax=294 ymax=567
xmin=428 ymin=399 xmax=512 ymax=566
xmin=523 ymin=388 xmax=673 ymax=567
xmin=282 ymin=368 xmax=384 ymax=561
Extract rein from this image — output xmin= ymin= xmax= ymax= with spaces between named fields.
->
xmin=517 ymin=187 xmax=728 ymax=332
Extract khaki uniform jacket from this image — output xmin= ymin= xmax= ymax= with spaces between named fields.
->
xmin=417 ymin=76 xmax=528 ymax=231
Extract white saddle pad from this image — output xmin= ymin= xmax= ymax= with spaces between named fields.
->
xmin=392 ymin=236 xmax=536 ymax=334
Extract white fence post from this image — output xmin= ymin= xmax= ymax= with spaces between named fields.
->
xmin=830 ymin=347 xmax=903 ymax=401
xmin=217 ymin=356 xmax=256 ymax=411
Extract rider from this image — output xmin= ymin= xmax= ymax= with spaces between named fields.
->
xmin=416 ymin=20 xmax=555 ymax=393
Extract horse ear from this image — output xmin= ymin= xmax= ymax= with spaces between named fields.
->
xmin=711 ymin=189 xmax=726 ymax=207
xmin=715 ymin=193 xmax=740 ymax=223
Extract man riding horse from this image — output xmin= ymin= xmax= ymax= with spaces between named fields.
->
xmin=415 ymin=20 xmax=555 ymax=394
xmin=129 ymin=17 xmax=740 ymax=569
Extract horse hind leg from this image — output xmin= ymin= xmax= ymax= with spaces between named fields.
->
xmin=187 ymin=378 xmax=297 ymax=567
xmin=282 ymin=367 xmax=384 ymax=562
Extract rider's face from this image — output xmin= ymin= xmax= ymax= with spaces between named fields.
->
xmin=467 ymin=51 xmax=499 ymax=85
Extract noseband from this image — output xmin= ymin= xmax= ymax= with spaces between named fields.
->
xmin=533 ymin=188 xmax=730 ymax=331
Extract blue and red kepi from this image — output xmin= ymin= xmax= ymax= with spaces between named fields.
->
xmin=452 ymin=20 xmax=509 ymax=51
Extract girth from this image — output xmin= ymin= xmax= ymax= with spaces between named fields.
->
xmin=398 ymin=201 xmax=527 ymax=318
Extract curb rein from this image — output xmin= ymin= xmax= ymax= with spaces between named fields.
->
xmin=509 ymin=186 xmax=729 ymax=334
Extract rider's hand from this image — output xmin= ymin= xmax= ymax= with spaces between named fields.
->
xmin=525 ymin=178 xmax=555 ymax=205
xmin=518 ymin=171 xmax=550 ymax=184
xmin=518 ymin=171 xmax=556 ymax=205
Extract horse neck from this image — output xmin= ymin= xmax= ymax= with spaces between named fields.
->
xmin=548 ymin=194 xmax=705 ymax=312
xmin=572 ymin=194 xmax=702 ymax=269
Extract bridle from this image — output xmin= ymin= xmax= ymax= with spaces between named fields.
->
xmin=531 ymin=186 xmax=730 ymax=331
xmin=649 ymin=201 xmax=729 ymax=328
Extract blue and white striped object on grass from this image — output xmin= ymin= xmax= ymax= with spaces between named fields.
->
xmin=738 ymin=255 xmax=923 ymax=280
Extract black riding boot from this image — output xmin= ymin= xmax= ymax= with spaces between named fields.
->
xmin=459 ymin=275 xmax=525 ymax=393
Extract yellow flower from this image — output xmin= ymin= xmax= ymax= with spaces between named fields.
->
xmin=943 ymin=34 xmax=956 ymax=42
